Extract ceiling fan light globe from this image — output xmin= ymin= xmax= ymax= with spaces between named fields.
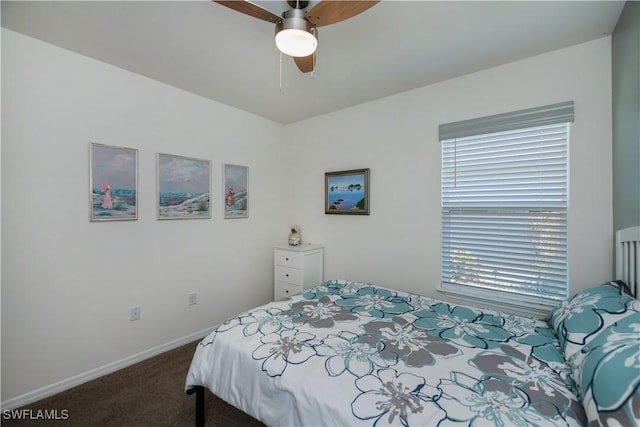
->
xmin=275 ymin=8 xmax=317 ymax=57
xmin=275 ymin=29 xmax=317 ymax=57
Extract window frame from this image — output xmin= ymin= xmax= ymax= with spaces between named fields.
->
xmin=438 ymin=102 xmax=574 ymax=318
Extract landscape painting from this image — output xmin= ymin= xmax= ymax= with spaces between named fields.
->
xmin=224 ymin=164 xmax=249 ymax=219
xmin=157 ymin=153 xmax=211 ymax=220
xmin=90 ymin=142 xmax=138 ymax=221
xmin=325 ymin=168 xmax=370 ymax=215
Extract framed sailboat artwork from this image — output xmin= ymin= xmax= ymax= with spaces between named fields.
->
xmin=325 ymin=168 xmax=369 ymax=215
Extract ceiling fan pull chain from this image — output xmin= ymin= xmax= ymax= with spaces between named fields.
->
xmin=311 ymin=27 xmax=317 ymax=78
xmin=279 ymin=51 xmax=283 ymax=92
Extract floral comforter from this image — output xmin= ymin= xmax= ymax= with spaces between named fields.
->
xmin=185 ymin=280 xmax=586 ymax=426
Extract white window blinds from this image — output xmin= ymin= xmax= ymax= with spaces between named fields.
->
xmin=439 ymin=102 xmax=573 ymax=313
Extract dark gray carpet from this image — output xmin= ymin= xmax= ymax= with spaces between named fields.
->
xmin=2 ymin=341 xmax=266 ymax=427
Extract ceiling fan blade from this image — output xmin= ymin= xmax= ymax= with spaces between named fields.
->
xmin=294 ymin=54 xmax=315 ymax=73
xmin=214 ymin=1 xmax=281 ymax=24
xmin=304 ymin=1 xmax=379 ymax=27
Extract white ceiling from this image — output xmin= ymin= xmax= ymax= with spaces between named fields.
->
xmin=2 ymin=1 xmax=625 ymax=124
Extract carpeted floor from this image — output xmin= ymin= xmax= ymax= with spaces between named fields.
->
xmin=2 ymin=341 xmax=266 ymax=427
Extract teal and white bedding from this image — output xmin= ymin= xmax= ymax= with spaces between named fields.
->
xmin=186 ymin=280 xmax=638 ymax=426
xmin=548 ymin=280 xmax=639 ymax=426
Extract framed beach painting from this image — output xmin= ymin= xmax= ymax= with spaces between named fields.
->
xmin=157 ymin=153 xmax=211 ymax=220
xmin=90 ymin=142 xmax=138 ymax=221
xmin=224 ymin=164 xmax=249 ymax=219
xmin=325 ymin=168 xmax=370 ymax=215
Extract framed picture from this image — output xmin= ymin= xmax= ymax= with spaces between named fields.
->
xmin=90 ymin=142 xmax=138 ymax=221
xmin=157 ymin=153 xmax=211 ymax=220
xmin=325 ymin=168 xmax=370 ymax=215
xmin=224 ymin=164 xmax=249 ymax=219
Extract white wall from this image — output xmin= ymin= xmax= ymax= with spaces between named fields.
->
xmin=2 ymin=31 xmax=615 ymax=406
xmin=284 ymin=37 xmax=614 ymax=299
xmin=612 ymin=1 xmax=640 ymax=232
xmin=1 ymin=29 xmax=288 ymax=403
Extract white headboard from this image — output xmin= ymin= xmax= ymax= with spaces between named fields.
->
xmin=616 ymin=226 xmax=640 ymax=298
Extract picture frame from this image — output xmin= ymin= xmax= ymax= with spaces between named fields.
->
xmin=90 ymin=142 xmax=138 ymax=221
xmin=157 ymin=153 xmax=211 ymax=220
xmin=224 ymin=164 xmax=249 ymax=219
xmin=325 ymin=168 xmax=370 ymax=215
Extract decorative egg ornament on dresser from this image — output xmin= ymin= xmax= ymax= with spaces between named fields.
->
xmin=288 ymin=225 xmax=301 ymax=246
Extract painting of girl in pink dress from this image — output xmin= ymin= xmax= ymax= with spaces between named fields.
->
xmin=90 ymin=143 xmax=138 ymax=221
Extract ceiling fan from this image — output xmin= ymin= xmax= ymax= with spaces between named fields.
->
xmin=215 ymin=0 xmax=379 ymax=73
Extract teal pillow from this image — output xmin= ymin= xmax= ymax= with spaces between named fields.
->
xmin=574 ymin=303 xmax=640 ymax=425
xmin=548 ymin=281 xmax=633 ymax=353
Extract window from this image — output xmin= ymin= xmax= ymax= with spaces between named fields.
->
xmin=439 ymin=102 xmax=574 ymax=318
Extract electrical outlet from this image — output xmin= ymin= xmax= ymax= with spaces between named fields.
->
xmin=130 ymin=306 xmax=141 ymax=321
xmin=188 ymin=292 xmax=197 ymax=306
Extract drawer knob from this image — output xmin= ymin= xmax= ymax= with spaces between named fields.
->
xmin=285 ymin=274 xmax=289 ymax=277
xmin=285 ymin=257 xmax=289 ymax=261
xmin=285 ymin=290 xmax=289 ymax=294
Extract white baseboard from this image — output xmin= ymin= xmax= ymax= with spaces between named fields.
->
xmin=0 ymin=327 xmax=213 ymax=411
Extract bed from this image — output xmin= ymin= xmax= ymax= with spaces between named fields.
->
xmin=185 ymin=227 xmax=640 ymax=426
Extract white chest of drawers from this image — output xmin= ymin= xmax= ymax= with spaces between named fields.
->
xmin=273 ymin=244 xmax=324 ymax=301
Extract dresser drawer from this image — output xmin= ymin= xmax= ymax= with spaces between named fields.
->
xmin=275 ymin=265 xmax=302 ymax=285
xmin=275 ymin=250 xmax=302 ymax=268
xmin=275 ymin=281 xmax=302 ymax=300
